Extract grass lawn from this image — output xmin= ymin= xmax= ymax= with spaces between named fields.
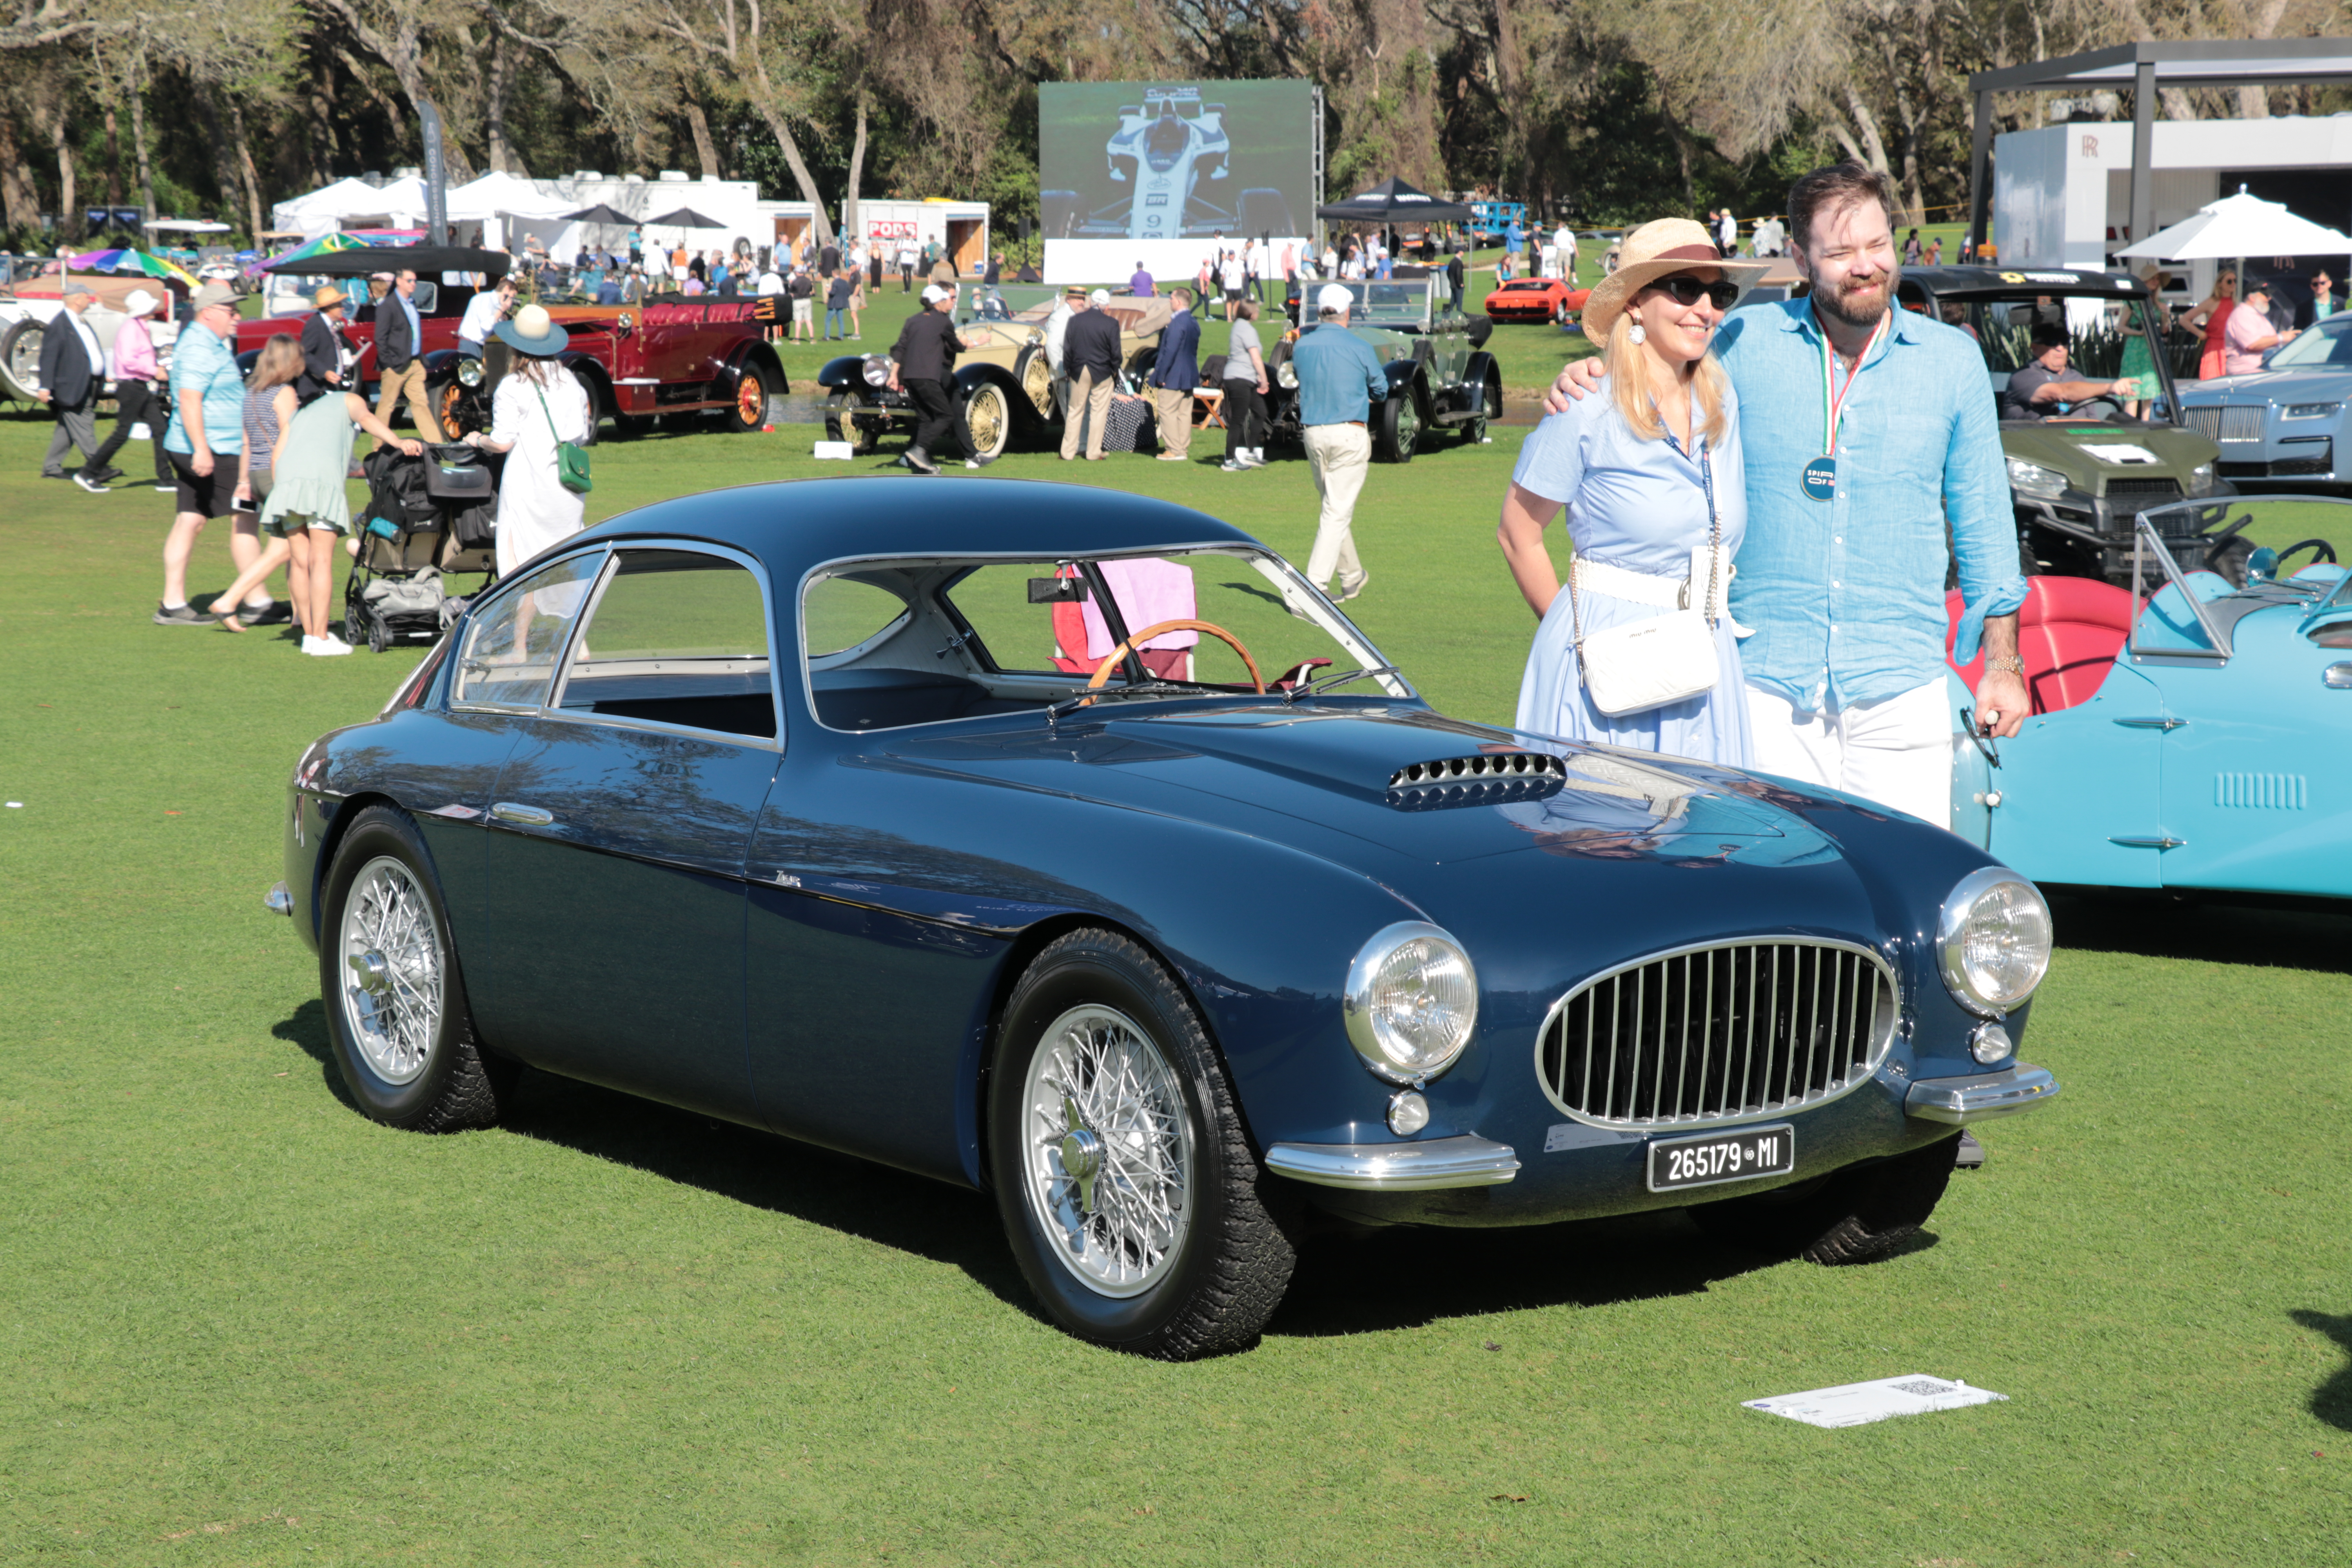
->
xmin=3 ymin=403 xmax=2349 ymax=1566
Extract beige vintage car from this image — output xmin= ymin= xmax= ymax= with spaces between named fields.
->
xmin=820 ymin=292 xmax=1178 ymax=461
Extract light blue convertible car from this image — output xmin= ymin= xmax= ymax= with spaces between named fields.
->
xmin=1947 ymin=496 xmax=2352 ymax=898
xmin=2178 ymin=315 xmax=2352 ymax=494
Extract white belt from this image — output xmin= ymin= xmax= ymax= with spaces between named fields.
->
xmin=1570 ymin=550 xmax=1751 ymax=634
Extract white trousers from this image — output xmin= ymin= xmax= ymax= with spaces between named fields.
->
xmin=1301 ymin=423 xmax=1370 ymax=593
xmin=1744 ymin=679 xmax=1952 ymax=829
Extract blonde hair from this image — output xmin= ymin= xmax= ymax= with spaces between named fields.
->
xmin=1604 ymin=311 xmax=1730 ymax=444
xmin=251 ymin=334 xmax=303 ymax=392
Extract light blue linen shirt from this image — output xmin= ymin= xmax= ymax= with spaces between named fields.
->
xmin=162 ymin=321 xmax=243 ymax=457
xmin=1292 ymin=322 xmax=1388 ymax=427
xmin=1713 ymin=299 xmax=2025 ymax=709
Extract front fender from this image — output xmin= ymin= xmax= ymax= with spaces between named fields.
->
xmin=420 ymin=348 xmax=466 ymax=380
xmin=816 ymin=354 xmax=869 ymax=390
xmin=1463 ymin=350 xmax=1500 ymax=405
xmin=952 ymin=361 xmax=1047 ymax=432
xmin=715 ymin=339 xmax=788 ymax=398
xmin=1381 ymin=360 xmax=1424 ymax=408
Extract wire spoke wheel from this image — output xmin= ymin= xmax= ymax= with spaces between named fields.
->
xmin=964 ymin=382 xmax=1010 ymax=461
xmin=1020 ymin=1003 xmax=1195 ymax=1298
xmin=337 ymin=855 xmax=445 ymax=1086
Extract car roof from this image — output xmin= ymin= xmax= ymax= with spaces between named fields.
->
xmin=573 ymin=477 xmax=1260 ymax=580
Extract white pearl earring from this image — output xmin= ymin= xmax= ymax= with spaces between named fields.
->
xmin=1629 ymin=322 xmax=1646 ymax=345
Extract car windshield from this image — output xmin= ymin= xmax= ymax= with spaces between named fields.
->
xmin=1322 ymin=280 xmax=1427 ymax=325
xmin=802 ymin=546 xmax=1411 ymax=733
xmin=2266 ymin=316 xmax=2352 ymax=369
xmin=1936 ymin=291 xmax=2184 ymax=426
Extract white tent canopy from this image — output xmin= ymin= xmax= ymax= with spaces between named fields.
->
xmin=445 ymin=171 xmax=575 ymax=224
xmin=270 ymin=176 xmax=429 ymax=238
xmin=2117 ymin=187 xmax=2352 ymax=260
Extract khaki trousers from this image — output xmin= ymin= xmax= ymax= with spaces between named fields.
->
xmin=1152 ymin=386 xmax=1192 ymax=458
xmin=1060 ymin=369 xmax=1114 ymax=459
xmin=1301 ymin=423 xmax=1371 ymax=593
xmin=376 ymin=361 xmax=444 ymax=443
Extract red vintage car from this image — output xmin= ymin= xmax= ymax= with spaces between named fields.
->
xmin=246 ymin=245 xmax=785 ymax=438
xmin=1483 ymin=276 xmax=1588 ymax=326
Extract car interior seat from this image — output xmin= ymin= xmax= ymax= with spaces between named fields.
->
xmin=1945 ymin=575 xmax=2138 ymax=715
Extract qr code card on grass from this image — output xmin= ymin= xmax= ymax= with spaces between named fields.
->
xmin=1743 ymin=1374 xmax=2009 ymax=1429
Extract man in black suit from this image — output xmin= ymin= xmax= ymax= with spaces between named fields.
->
xmin=298 ymin=285 xmax=356 ymax=402
xmin=372 ymin=267 xmax=443 ymax=441
xmin=34 ymin=287 xmax=103 ymax=486
xmin=1058 ymin=289 xmax=1123 ymax=461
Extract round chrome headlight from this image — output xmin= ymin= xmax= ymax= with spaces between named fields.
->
xmin=862 ymin=356 xmax=892 ymax=388
xmin=1937 ymin=867 xmax=2053 ymax=1017
xmin=1343 ymin=922 xmax=1478 ymax=1083
xmin=1275 ymin=361 xmax=1299 ymax=390
xmin=456 ymin=357 xmax=483 ymax=388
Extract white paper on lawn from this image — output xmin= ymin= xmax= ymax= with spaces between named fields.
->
xmin=2080 ymin=443 xmax=2160 ymax=466
xmin=813 ymin=441 xmax=855 ymax=461
xmin=1743 ymin=1374 xmax=2007 ymax=1428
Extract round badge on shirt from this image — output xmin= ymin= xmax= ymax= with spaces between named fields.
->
xmin=1801 ymin=457 xmax=1838 ymax=501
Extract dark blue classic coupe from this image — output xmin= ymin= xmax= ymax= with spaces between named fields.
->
xmin=271 ymin=479 xmax=2061 ymax=1358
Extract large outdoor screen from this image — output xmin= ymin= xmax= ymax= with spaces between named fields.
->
xmin=1038 ymin=80 xmax=1316 ymax=243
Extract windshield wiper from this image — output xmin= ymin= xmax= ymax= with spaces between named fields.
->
xmin=1044 ymin=682 xmax=1189 ymax=725
xmin=1284 ymin=665 xmax=1403 ymax=704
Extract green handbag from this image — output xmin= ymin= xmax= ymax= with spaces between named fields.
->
xmin=532 ymin=381 xmax=592 ymax=495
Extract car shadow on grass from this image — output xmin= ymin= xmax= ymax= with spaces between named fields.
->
xmin=2289 ymin=1310 xmax=2352 ymax=1430
xmin=272 ymin=998 xmax=362 ymax=1114
xmin=1265 ymin=1210 xmax=1906 ymax=1338
xmin=2047 ymin=889 xmax=2352 ymax=975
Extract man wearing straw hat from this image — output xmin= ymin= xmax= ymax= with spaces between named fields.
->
xmin=1548 ymin=163 xmax=2029 ymax=830
xmin=298 ymin=285 xmax=359 ymax=402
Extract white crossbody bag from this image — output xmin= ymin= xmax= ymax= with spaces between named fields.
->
xmin=1566 ymin=428 xmax=1724 ymax=717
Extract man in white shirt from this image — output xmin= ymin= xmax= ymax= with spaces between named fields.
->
xmin=1218 ymin=249 xmax=1245 ymax=319
xmin=456 ymin=274 xmax=517 ymax=357
xmin=1321 ymin=243 xmax=1339 ymax=278
xmin=1553 ymin=223 xmax=1576 ymax=284
xmin=1044 ymin=283 xmax=1078 ymax=416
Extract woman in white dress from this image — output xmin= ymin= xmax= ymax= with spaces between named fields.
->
xmin=1495 ymin=217 xmax=1768 ymax=765
xmin=462 ymin=304 xmax=592 ymax=579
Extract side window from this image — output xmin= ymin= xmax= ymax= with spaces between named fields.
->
xmin=452 ymin=551 xmax=604 ymax=710
xmin=804 ymin=574 xmax=910 ymax=661
xmin=554 ymin=549 xmax=775 ymax=740
xmin=939 ymin=562 xmax=1072 ymax=674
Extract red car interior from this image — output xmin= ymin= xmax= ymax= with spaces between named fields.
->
xmin=1944 ymin=576 xmax=2138 ymax=716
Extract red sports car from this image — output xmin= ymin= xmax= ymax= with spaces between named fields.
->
xmin=1484 ymin=277 xmax=1588 ymax=326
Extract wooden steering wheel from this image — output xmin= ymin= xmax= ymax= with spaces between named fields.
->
xmin=1084 ymin=619 xmax=1263 ymax=702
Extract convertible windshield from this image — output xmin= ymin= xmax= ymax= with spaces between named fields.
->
xmin=802 ymin=546 xmax=1411 ymax=732
xmin=1322 ymin=280 xmax=1429 ymax=324
xmin=1936 ymin=291 xmax=2184 ymax=426
xmin=2266 ymin=316 xmax=2352 ymax=369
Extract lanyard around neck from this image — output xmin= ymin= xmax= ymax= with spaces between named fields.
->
xmin=1817 ymin=310 xmax=1889 ymax=457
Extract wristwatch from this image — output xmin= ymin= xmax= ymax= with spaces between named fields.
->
xmin=1985 ymin=654 xmax=2025 ymax=675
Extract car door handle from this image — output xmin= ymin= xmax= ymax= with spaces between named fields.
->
xmin=2112 ymin=717 xmax=2187 ymax=730
xmin=490 ymin=801 xmax=555 ymax=827
xmin=2325 ymin=663 xmax=2352 ymax=689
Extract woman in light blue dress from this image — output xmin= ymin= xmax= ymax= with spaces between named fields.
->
xmin=1495 ymin=217 xmax=1768 ymax=765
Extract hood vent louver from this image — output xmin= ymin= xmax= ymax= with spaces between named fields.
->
xmin=1386 ymin=752 xmax=1568 ymax=811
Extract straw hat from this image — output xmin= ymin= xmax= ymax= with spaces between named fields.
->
xmin=1580 ymin=218 xmax=1770 ymax=343
xmin=313 ymin=284 xmax=348 ymax=309
xmin=494 ymin=302 xmax=569 ymax=356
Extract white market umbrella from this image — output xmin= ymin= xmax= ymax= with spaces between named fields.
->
xmin=2117 ymin=187 xmax=2352 ymax=260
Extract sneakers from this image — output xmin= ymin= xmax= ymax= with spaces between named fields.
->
xmin=302 ymin=635 xmax=353 ymax=657
xmin=964 ymin=454 xmax=996 ymax=470
xmin=1335 ymin=574 xmax=1370 ymax=604
xmin=238 ymin=600 xmax=293 ymax=627
xmin=72 ymin=471 xmax=108 ymax=494
xmin=1156 ymin=452 xmax=1188 ymax=462
xmin=904 ymin=447 xmax=940 ymax=476
xmin=88 ymin=465 xmax=123 ymax=483
xmin=1220 ymin=458 xmax=1250 ymax=472
xmin=1240 ymin=448 xmax=1267 ymax=468
xmin=152 ymin=481 xmax=176 ymax=493
xmin=152 ymin=601 xmax=209 ymax=626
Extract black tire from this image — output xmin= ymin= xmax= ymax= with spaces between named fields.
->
xmin=986 ymin=928 xmax=1297 ymax=1359
xmin=0 ymin=316 xmax=44 ymax=401
xmin=345 ymin=602 xmax=365 ymax=648
xmin=825 ymin=388 xmax=878 ymax=455
xmin=724 ymin=363 xmax=769 ymax=433
xmin=318 ymin=805 xmax=514 ymax=1131
xmin=368 ymin=617 xmax=388 ymax=653
xmin=1688 ymin=1133 xmax=1961 ymax=1265
xmin=1374 ymin=385 xmax=1422 ymax=463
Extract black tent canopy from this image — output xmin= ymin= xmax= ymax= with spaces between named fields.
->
xmin=643 ymin=207 xmax=724 ymax=230
xmin=562 ymin=203 xmax=636 ymax=226
xmin=1315 ymin=177 xmax=1474 ymax=226
xmin=264 ymin=245 xmax=512 ymax=278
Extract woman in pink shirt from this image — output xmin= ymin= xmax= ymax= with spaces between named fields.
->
xmin=83 ymin=287 xmax=173 ymax=489
xmin=2221 ymin=280 xmax=2297 ymax=375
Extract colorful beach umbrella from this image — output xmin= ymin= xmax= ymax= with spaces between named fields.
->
xmin=245 ymin=230 xmax=368 ymax=278
xmin=62 ymin=247 xmax=198 ymax=285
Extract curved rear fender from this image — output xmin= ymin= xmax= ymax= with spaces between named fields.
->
xmin=718 ymin=339 xmax=788 ymax=397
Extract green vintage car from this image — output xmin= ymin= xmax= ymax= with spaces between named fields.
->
xmin=1895 ymin=265 xmax=2230 ymax=584
xmin=1265 ymin=275 xmax=1503 ymax=462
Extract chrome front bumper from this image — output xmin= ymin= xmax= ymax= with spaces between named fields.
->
xmin=1904 ymin=1062 xmax=2060 ymax=1125
xmin=1265 ymin=1134 xmax=1521 ymax=1191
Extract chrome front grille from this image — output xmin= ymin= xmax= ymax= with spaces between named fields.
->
xmin=2183 ymin=406 xmax=2265 ymax=443
xmin=1537 ymin=939 xmax=1898 ymax=1128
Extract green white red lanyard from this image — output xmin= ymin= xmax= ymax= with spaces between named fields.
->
xmin=1818 ymin=310 xmax=1889 ymax=457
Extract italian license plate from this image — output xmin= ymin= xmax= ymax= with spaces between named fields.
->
xmin=1646 ymin=1124 xmax=1795 ymax=1192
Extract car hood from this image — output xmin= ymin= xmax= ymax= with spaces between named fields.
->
xmin=2180 ymin=367 xmax=2352 ymax=401
xmin=871 ymin=702 xmax=1842 ymax=873
xmin=2003 ymin=419 xmax=2217 ymax=475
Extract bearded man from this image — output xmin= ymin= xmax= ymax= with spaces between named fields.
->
xmin=1547 ymin=162 xmax=2028 ymax=829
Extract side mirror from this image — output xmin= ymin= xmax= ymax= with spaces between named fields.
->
xmin=2247 ymin=546 xmax=2279 ymax=583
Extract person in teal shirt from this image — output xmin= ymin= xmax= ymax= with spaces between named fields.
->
xmin=1289 ymin=283 xmax=1390 ymax=610
xmin=157 ymin=283 xmax=276 ymax=627
xmin=1548 ymin=164 xmax=2030 ymax=829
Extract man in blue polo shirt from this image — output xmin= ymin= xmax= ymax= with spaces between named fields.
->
xmin=1547 ymin=163 xmax=2028 ymax=828
xmin=1289 ymin=283 xmax=1390 ymax=610
xmin=156 ymin=283 xmax=279 ymax=626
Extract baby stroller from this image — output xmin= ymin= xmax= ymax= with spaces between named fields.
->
xmin=344 ymin=443 xmax=501 ymax=653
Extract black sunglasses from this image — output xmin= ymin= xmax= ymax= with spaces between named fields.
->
xmin=1646 ymin=275 xmax=1741 ymax=310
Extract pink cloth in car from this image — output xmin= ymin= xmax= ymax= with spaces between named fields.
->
xmin=1080 ymin=557 xmax=1198 ymax=655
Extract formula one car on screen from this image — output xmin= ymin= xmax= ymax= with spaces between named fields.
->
xmin=1040 ymin=86 xmax=1296 ymax=241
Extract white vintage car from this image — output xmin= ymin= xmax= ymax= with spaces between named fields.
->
xmin=0 ymin=265 xmax=183 ymax=402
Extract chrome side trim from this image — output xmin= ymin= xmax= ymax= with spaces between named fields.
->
xmin=263 ymin=881 xmax=294 ymax=916
xmin=489 ymin=801 xmax=555 ymax=827
xmin=1265 ymin=1135 xmax=1520 ymax=1190
xmin=1904 ymin=1063 xmax=2060 ymax=1125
